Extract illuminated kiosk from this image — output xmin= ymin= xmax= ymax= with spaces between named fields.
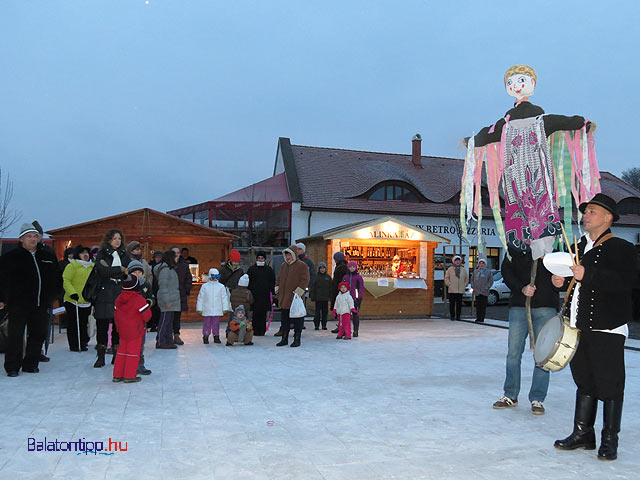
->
xmin=297 ymin=216 xmax=449 ymax=318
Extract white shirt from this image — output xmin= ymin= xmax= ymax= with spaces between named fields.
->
xmin=570 ymin=235 xmax=628 ymax=337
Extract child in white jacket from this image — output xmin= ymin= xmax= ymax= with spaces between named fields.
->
xmin=196 ymin=268 xmax=231 ymax=344
xmin=333 ymin=281 xmax=356 ymax=340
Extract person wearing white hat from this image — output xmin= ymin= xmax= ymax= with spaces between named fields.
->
xmin=0 ymin=222 xmax=62 ymax=376
xmin=471 ymin=259 xmax=493 ymax=323
xmin=196 ymin=268 xmax=231 ymax=344
xmin=444 ymin=255 xmax=468 ymax=321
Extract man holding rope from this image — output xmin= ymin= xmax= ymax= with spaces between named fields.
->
xmin=492 ymin=248 xmax=559 ymax=415
xmin=552 ymin=194 xmax=637 ymax=461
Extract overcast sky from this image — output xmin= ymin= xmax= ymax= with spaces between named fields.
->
xmin=1 ymin=0 xmax=638 ymax=238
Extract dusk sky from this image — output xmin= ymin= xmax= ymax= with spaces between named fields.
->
xmin=1 ymin=0 xmax=638 ymax=238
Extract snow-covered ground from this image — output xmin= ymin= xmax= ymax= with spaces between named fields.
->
xmin=1 ymin=318 xmax=639 ymax=479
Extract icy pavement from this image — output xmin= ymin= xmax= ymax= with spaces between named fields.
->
xmin=1 ymin=319 xmax=639 ymax=480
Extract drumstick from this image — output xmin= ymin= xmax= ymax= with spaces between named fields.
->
xmin=560 ymin=223 xmax=577 ymax=265
xmin=573 ymin=235 xmax=579 ymax=264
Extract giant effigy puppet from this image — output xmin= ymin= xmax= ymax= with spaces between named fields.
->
xmin=461 ymin=65 xmax=600 ymax=260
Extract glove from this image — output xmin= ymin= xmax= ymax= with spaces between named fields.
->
xmin=350 ymin=308 xmax=357 ymax=314
xmin=70 ymin=293 xmax=79 ymax=301
xmin=100 ymin=259 xmax=109 ymax=267
xmin=274 ymin=286 xmax=279 ymax=294
xmin=294 ymin=287 xmax=305 ymax=297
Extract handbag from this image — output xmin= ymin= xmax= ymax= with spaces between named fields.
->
xmin=289 ymin=293 xmax=307 ymax=318
xmin=82 ymin=266 xmax=101 ymax=304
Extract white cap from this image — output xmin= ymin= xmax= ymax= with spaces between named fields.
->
xmin=238 ymin=274 xmax=250 ymax=287
xmin=453 ymin=255 xmax=462 ymax=261
xmin=208 ymin=268 xmax=219 ymax=276
xmin=478 ymin=258 xmax=487 ymax=265
xmin=295 ymin=242 xmax=306 ymax=253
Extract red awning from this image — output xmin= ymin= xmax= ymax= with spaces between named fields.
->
xmin=214 ymin=173 xmax=290 ymax=203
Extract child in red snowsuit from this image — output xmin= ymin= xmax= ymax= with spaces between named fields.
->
xmin=113 ymin=276 xmax=151 ymax=383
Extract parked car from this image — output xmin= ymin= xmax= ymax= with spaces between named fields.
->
xmin=463 ymin=271 xmax=511 ymax=306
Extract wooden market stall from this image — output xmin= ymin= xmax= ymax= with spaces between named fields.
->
xmin=297 ymin=216 xmax=449 ymax=318
xmin=46 ymin=208 xmax=235 ymax=322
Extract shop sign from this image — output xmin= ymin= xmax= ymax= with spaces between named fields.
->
xmin=369 ymin=229 xmax=415 ymax=239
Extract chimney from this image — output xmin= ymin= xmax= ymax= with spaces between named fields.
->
xmin=411 ymin=133 xmax=422 ymax=168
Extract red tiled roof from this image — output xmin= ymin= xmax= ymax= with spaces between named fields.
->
xmin=287 ymin=142 xmax=640 ymax=224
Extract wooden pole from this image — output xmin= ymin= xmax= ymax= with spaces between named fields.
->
xmin=525 ymin=259 xmax=538 ymax=349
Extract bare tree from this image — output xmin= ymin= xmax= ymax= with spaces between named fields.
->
xmin=0 ymin=168 xmax=22 ymax=236
xmin=622 ymin=167 xmax=640 ymax=190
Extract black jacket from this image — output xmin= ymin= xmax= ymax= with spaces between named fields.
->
xmin=298 ymin=254 xmax=316 ymax=289
xmin=561 ymin=230 xmax=638 ymax=331
xmin=474 ymin=101 xmax=587 ymax=147
xmin=247 ymin=263 xmax=275 ymax=312
xmin=331 ymin=261 xmax=349 ymax=308
xmin=501 ymin=249 xmax=559 ymax=310
xmin=0 ymin=243 xmax=62 ymax=309
xmin=94 ymin=247 xmax=131 ymax=319
xmin=220 ymin=262 xmax=244 ymax=290
xmin=310 ymin=272 xmax=333 ymax=302
xmin=175 ymin=257 xmax=193 ymax=311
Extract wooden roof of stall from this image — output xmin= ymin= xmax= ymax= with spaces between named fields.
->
xmin=46 ymin=208 xmax=235 ymax=244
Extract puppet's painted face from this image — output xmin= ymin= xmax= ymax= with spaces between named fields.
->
xmin=505 ymin=74 xmax=535 ymax=100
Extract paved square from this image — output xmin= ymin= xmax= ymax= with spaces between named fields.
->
xmin=1 ymin=319 xmax=639 ymax=479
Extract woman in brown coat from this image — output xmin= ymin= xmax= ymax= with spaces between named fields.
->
xmin=275 ymin=246 xmax=310 ymax=348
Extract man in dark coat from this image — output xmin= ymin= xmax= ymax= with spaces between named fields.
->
xmin=552 ymin=194 xmax=638 ymax=461
xmin=0 ymin=222 xmax=62 ymax=376
xmin=330 ymin=251 xmax=349 ymax=333
xmin=247 ymin=251 xmax=275 ymax=336
xmin=171 ymin=246 xmax=192 ymax=345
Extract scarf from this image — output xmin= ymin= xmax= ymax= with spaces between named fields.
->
xmin=455 ymin=265 xmax=461 ymax=278
xmin=111 ymin=250 xmax=122 ymax=267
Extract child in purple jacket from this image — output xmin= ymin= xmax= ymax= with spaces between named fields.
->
xmin=342 ymin=260 xmax=364 ymax=337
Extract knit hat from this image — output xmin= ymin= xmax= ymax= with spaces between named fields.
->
xmin=127 ymin=260 xmax=144 ymax=274
xmin=477 ymin=258 xmax=487 ymax=265
xmin=238 ymin=274 xmax=249 ymax=287
xmin=233 ymin=304 xmax=246 ymax=316
xmin=127 ymin=241 xmax=141 ymax=252
xmin=453 ymin=255 xmax=462 ymax=262
xmin=153 ymin=250 xmax=164 ymax=258
xmin=208 ymin=268 xmax=221 ymax=280
xmin=347 ymin=260 xmax=358 ymax=269
xmin=295 ymin=242 xmax=306 ymax=253
xmin=318 ymin=262 xmax=327 ymax=269
xmin=255 ymin=250 xmax=267 ymax=259
xmin=18 ymin=222 xmax=39 ymax=238
xmin=229 ymin=249 xmax=241 ymax=263
xmin=122 ymin=275 xmax=138 ymax=290
xmin=338 ymin=281 xmax=350 ymax=291
xmin=333 ymin=251 xmax=345 ymax=263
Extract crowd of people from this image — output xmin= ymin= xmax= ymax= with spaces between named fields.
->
xmin=0 ymin=194 xmax=636 ymax=461
xmin=0 ymin=232 xmax=368 ymax=381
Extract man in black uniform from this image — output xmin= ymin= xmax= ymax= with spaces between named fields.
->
xmin=0 ymin=222 xmax=62 ymax=376
xmin=552 ymin=194 xmax=637 ymax=461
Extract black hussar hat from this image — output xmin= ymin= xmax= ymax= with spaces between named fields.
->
xmin=578 ymin=193 xmax=619 ymax=222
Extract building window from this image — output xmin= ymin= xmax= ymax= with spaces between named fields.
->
xmin=469 ymin=247 xmax=501 ymax=271
xmin=365 ymin=182 xmax=422 ymax=202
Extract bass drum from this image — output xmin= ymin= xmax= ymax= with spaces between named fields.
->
xmin=534 ymin=314 xmax=580 ymax=372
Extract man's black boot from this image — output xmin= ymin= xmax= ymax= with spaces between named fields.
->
xmin=554 ymin=393 xmax=597 ymax=450
xmin=598 ymin=399 xmax=623 ymax=461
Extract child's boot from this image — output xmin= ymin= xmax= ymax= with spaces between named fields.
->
xmin=203 ymin=335 xmax=209 ymax=344
xmin=213 ymin=335 xmax=221 ymax=344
